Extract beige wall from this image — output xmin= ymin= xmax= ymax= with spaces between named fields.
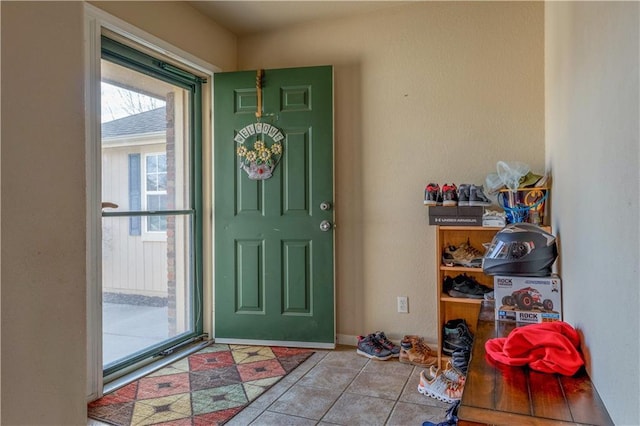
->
xmin=545 ymin=2 xmax=639 ymax=423
xmin=1 ymin=2 xmax=87 ymax=424
xmin=90 ymin=1 xmax=237 ymax=71
xmin=238 ymin=2 xmax=545 ymax=343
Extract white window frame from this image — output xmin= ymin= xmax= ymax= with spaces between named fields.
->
xmin=143 ymin=151 xmax=168 ymax=240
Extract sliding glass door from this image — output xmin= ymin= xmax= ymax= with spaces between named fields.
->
xmin=100 ymin=37 xmax=203 ymax=378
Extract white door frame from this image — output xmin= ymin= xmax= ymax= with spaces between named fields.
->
xmin=84 ymin=4 xmax=217 ymax=400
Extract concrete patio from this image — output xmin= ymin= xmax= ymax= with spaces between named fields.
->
xmin=103 ymin=302 xmax=171 ymax=366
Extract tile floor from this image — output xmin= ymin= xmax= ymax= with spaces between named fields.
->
xmin=89 ymin=345 xmax=453 ymax=426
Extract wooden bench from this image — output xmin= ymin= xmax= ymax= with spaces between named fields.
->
xmin=457 ymin=302 xmax=613 ymax=426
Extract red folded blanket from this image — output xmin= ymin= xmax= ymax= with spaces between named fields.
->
xmin=485 ymin=321 xmax=584 ymax=376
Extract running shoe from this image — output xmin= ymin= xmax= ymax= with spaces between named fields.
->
xmin=374 ymin=331 xmax=400 ymax=357
xmin=356 ymin=334 xmax=393 ymax=360
xmin=418 ymin=369 xmax=464 ymax=403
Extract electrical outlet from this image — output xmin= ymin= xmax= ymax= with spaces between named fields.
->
xmin=397 ymin=296 xmax=409 ymax=313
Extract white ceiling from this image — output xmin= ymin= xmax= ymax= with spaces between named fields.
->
xmin=187 ymin=1 xmax=407 ymax=36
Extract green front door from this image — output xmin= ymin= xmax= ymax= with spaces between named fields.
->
xmin=214 ymin=66 xmax=334 ymax=347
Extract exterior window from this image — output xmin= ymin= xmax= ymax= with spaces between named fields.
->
xmin=145 ymin=153 xmax=167 ymax=232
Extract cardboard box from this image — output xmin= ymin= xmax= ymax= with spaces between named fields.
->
xmin=494 ymin=275 xmax=562 ymax=323
xmin=428 ymin=206 xmax=484 ymax=226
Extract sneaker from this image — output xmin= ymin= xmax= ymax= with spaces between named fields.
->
xmin=424 ymin=183 xmax=442 ymax=206
xmin=424 ymin=364 xmax=466 ymax=387
xmin=441 ymin=183 xmax=458 ymax=206
xmin=356 ymin=334 xmax=393 ymax=360
xmin=418 ymin=369 xmax=464 ymax=403
xmin=451 ymin=349 xmax=471 ymax=374
xmin=447 ymin=274 xmax=493 ymax=299
xmin=441 ymin=239 xmax=484 ymax=268
xmin=482 ymin=209 xmax=506 ymax=227
xmin=374 ymin=331 xmax=400 ymax=357
xmin=469 ymin=184 xmax=492 ymax=206
xmin=457 ymin=184 xmax=470 ymax=206
xmin=442 ymin=276 xmax=456 ymax=294
xmin=439 ymin=361 xmax=466 ymax=385
xmin=399 ymin=336 xmax=438 ymax=367
xmin=442 ymin=319 xmax=474 ymax=356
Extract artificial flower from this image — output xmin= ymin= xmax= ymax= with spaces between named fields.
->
xmin=245 ymin=151 xmax=257 ymax=162
xmin=259 ymin=149 xmax=271 ymax=162
xmin=271 ymin=143 xmax=282 ymax=155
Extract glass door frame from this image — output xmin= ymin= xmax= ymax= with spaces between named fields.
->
xmin=100 ymin=35 xmax=204 ymax=378
xmin=85 ymin=5 xmax=216 ymax=399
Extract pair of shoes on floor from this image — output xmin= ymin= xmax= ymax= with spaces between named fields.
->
xmin=424 ymin=183 xmax=459 ymax=206
xmin=441 ymin=239 xmax=485 ymax=268
xmin=356 ymin=331 xmax=400 ymax=360
xmin=444 ymin=273 xmax=493 ymax=299
xmin=399 ymin=335 xmax=438 ymax=367
xmin=458 ymin=183 xmax=492 ymax=206
xmin=442 ymin=319 xmax=474 ymax=356
xmin=418 ymin=364 xmax=465 ymax=404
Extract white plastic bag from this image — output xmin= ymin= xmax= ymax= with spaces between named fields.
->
xmin=496 ymin=161 xmax=530 ymax=192
xmin=485 ymin=173 xmax=504 ymax=195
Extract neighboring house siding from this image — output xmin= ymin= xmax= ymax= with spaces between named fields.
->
xmin=102 ymin=143 xmax=168 ymax=300
xmin=102 ymin=107 xmax=169 ymax=300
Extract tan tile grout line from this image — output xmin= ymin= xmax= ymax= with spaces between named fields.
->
xmin=309 ymin=352 xmax=418 ymax=425
xmin=312 ymin=353 xmax=372 ymax=425
xmin=254 ymin=349 xmax=376 ymax=424
xmin=252 ymin=350 xmax=333 ymax=423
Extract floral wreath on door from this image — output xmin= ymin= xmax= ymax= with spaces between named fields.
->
xmin=235 ymin=122 xmax=284 ymax=180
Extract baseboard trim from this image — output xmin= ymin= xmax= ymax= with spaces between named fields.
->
xmin=336 ymin=334 xmax=358 ymax=346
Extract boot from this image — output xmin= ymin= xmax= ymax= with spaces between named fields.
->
xmin=399 ymin=336 xmax=437 ymax=367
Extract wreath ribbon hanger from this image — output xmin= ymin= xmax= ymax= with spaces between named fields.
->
xmin=235 ymin=69 xmax=285 ymax=180
xmin=256 ymin=69 xmax=263 ymax=119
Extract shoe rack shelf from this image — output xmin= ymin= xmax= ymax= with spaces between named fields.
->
xmin=434 ymin=225 xmax=502 ymax=367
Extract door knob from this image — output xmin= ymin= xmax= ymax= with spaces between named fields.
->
xmin=320 ymin=220 xmax=333 ymax=232
xmin=320 ymin=201 xmax=332 ymax=211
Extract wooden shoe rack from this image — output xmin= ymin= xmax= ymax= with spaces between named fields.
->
xmin=434 ymin=225 xmax=502 ymax=367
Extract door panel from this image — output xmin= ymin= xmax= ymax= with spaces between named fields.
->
xmin=236 ymin=239 xmax=264 ymax=313
xmin=283 ymin=128 xmax=311 ymax=214
xmin=214 ymin=66 xmax=334 ymax=346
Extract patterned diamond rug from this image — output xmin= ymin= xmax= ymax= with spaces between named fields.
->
xmin=88 ymin=344 xmax=314 ymax=425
